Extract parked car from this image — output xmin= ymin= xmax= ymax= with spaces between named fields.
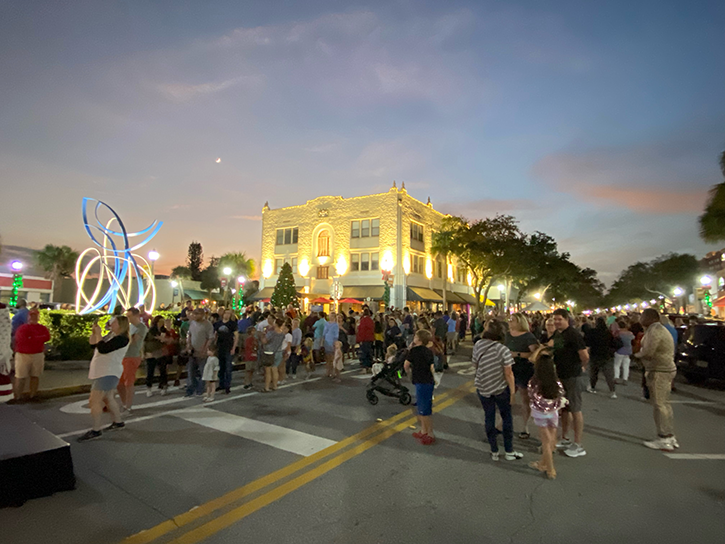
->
xmin=675 ymin=323 xmax=725 ymax=383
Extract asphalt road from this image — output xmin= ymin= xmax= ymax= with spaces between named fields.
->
xmin=3 ymin=345 xmax=725 ymax=544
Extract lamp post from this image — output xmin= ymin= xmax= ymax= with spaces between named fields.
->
xmin=221 ymin=266 xmax=232 ymax=306
xmin=9 ymin=260 xmax=23 ymax=307
xmin=148 ymin=249 xmax=159 ymax=277
xmin=236 ymin=275 xmax=246 ymax=312
xmin=673 ymin=286 xmax=684 ymax=314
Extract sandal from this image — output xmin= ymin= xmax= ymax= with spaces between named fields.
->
xmin=519 ymin=431 xmax=530 ymax=439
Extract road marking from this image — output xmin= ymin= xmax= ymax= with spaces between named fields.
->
xmin=668 ymin=400 xmax=719 ymax=405
xmin=166 ymin=387 xmax=474 ymax=544
xmin=664 ymin=453 xmax=725 ymax=460
xmin=120 ymin=382 xmax=472 ymax=544
xmin=175 ymin=408 xmax=337 ymax=457
xmin=57 ymin=370 xmax=358 ymax=439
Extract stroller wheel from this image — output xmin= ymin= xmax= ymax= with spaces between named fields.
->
xmin=399 ymin=392 xmax=412 ymax=406
xmin=366 ymin=392 xmax=379 ymax=405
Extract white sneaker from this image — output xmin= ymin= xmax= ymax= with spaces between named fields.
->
xmin=556 ymin=438 xmax=572 ymax=449
xmin=505 ymin=451 xmax=524 ymax=461
xmin=490 ymin=451 xmax=500 ymax=461
xmin=671 ymin=437 xmax=680 ymax=449
xmin=643 ymin=437 xmax=675 ymax=452
xmin=160 ymin=388 xmax=168 ymax=396
xmin=610 ymin=392 xmax=617 ymax=399
xmin=564 ymin=443 xmax=587 ymax=457
xmin=277 ymin=380 xmax=287 ymax=386
xmin=146 ymin=388 xmax=153 ymax=398
xmin=586 ymin=386 xmax=597 ymax=394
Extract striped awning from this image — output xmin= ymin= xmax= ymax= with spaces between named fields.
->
xmin=407 ymin=287 xmax=443 ymax=302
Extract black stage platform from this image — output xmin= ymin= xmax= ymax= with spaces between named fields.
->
xmin=0 ymin=405 xmax=75 ymax=507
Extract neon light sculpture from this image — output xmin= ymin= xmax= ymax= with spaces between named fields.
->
xmin=75 ymin=198 xmax=163 ymax=314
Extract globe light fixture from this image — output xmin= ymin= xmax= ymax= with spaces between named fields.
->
xmin=534 ymin=292 xmax=541 ymax=300
xmin=700 ymin=275 xmax=712 ymax=286
xmin=497 ymin=284 xmax=505 ymax=291
xmin=170 ymin=280 xmax=178 ymax=288
xmin=262 ymin=260 xmax=273 ymax=279
xmin=298 ymin=258 xmax=310 ymax=277
xmin=148 ymin=250 xmax=160 ymax=262
xmin=10 ymin=260 xmax=23 ymax=272
xmin=223 ymin=266 xmax=232 ymax=276
xmin=237 ymin=276 xmax=246 ymax=285
xmin=673 ymin=287 xmax=684 ymax=296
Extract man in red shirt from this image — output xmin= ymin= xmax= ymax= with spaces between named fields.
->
xmin=14 ymin=309 xmax=50 ymax=401
xmin=357 ymin=308 xmax=375 ymax=373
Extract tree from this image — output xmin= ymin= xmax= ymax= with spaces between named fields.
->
xmin=431 ymin=226 xmax=455 ymax=310
xmin=171 ymin=266 xmax=191 ymax=279
xmin=271 ymin=262 xmax=299 ymax=309
xmin=606 ymin=253 xmax=699 ymax=305
xmin=187 ymin=241 xmax=203 ymax=281
xmin=199 ymin=265 xmax=220 ymax=300
xmin=698 ymin=150 xmax=725 ymax=243
xmin=218 ymin=252 xmax=256 ymax=279
xmin=34 ymin=244 xmax=80 ymax=302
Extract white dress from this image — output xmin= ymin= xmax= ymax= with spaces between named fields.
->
xmin=202 ymin=356 xmax=220 ymax=382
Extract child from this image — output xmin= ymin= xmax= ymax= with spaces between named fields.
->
xmin=385 ymin=344 xmax=398 ymax=366
xmin=301 ymin=337 xmax=315 ymax=379
xmin=403 ymin=329 xmax=436 ymax=445
xmin=331 ymin=340 xmax=343 ymax=383
xmin=278 ymin=323 xmax=292 ymax=385
xmin=244 ymin=331 xmax=257 ymax=362
xmin=202 ymin=346 xmax=220 ymax=403
xmin=528 ymin=348 xmax=568 ymax=479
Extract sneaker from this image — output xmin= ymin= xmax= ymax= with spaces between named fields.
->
xmin=556 ymin=438 xmax=572 ymax=449
xmin=643 ymin=437 xmax=675 ymax=452
xmin=290 ymin=374 xmax=297 ymax=380
xmin=204 ymin=397 xmax=214 ymax=403
xmin=104 ymin=422 xmax=125 ymax=431
xmin=505 ymin=451 xmax=524 ymax=461
xmin=77 ymin=430 xmax=102 ymax=442
xmin=277 ymin=380 xmax=287 ymax=386
xmin=183 ymin=393 xmax=194 ymax=398
xmin=420 ymin=434 xmax=436 ymax=445
xmin=490 ymin=451 xmax=500 ymax=461
xmin=671 ymin=437 xmax=680 ymax=449
xmin=160 ymin=388 xmax=169 ymax=396
xmin=412 ymin=431 xmax=425 ymax=439
xmin=610 ymin=392 xmax=618 ymax=399
xmin=564 ymin=443 xmax=587 ymax=457
xmin=146 ymin=388 xmax=153 ymax=398
xmin=586 ymin=386 xmax=597 ymax=393
xmin=243 ymin=384 xmax=253 ymax=390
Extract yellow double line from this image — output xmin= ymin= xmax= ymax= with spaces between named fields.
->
xmin=122 ymin=381 xmax=474 ymax=544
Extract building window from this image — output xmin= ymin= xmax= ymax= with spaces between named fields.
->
xmin=351 ymin=218 xmax=379 ymax=238
xmin=276 ymin=228 xmax=298 ymax=246
xmin=371 ymin=252 xmax=379 ymax=271
xmin=317 ymin=230 xmax=330 ymax=257
xmin=457 ymin=266 xmax=467 ymax=283
xmin=291 ymin=257 xmax=298 ymax=273
xmin=361 ymin=253 xmax=370 ymax=271
xmin=371 ymin=218 xmax=380 ymax=237
xmin=410 ymin=222 xmax=424 ymax=243
xmin=349 ymin=252 xmax=379 ymax=271
xmin=411 ymin=254 xmax=424 ymax=275
xmin=317 ymin=266 xmax=329 ymax=279
xmin=275 ymin=259 xmax=283 ymax=275
xmin=351 ymin=254 xmax=360 ymax=271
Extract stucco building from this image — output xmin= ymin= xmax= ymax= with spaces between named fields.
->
xmin=255 ymin=183 xmax=479 ymax=311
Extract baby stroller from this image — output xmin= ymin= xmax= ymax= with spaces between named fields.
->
xmin=366 ymin=347 xmax=412 ymax=406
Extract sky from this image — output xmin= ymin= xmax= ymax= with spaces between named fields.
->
xmin=0 ymin=0 xmax=723 ymax=286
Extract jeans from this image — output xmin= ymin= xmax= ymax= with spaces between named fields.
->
xmin=477 ymin=388 xmax=514 ymax=453
xmin=286 ymin=352 xmax=300 ymax=375
xmin=359 ymin=341 xmax=373 ymax=368
xmin=145 ymin=357 xmax=168 ymax=389
xmin=218 ymin=348 xmax=233 ymax=390
xmin=374 ymin=340 xmax=384 ymax=360
xmin=186 ymin=356 xmax=205 ymax=396
xmin=646 ymin=370 xmax=676 ymax=436
xmin=613 ymin=353 xmax=631 ymax=380
xmin=590 ymin=358 xmax=615 ymax=391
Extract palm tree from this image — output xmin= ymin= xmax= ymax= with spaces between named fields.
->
xmin=218 ymin=252 xmax=256 ymax=279
xmin=699 ymin=151 xmax=725 ymax=243
xmin=431 ymin=228 xmax=455 ymax=312
xmin=35 ymin=244 xmax=79 ymax=302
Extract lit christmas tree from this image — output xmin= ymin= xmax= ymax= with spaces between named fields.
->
xmin=271 ymin=262 xmax=299 ymax=309
xmin=9 ymin=273 xmax=23 ymax=307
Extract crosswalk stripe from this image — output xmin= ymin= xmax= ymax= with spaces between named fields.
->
xmin=663 ymin=453 xmax=725 ymax=460
xmin=175 ymin=407 xmax=338 ymax=457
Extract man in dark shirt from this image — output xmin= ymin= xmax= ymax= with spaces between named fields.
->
xmin=404 ymin=329 xmax=436 ymax=445
xmin=215 ymin=309 xmax=238 ymax=393
xmin=551 ymin=308 xmax=589 ymax=458
xmin=433 ymin=311 xmax=448 ymax=363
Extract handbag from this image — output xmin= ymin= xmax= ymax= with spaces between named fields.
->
xmin=262 ymin=352 xmax=275 ymax=367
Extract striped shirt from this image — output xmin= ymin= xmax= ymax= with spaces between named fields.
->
xmin=472 ymin=339 xmax=513 ymax=397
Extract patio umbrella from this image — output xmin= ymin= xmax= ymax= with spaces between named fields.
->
xmin=311 ymin=297 xmax=331 ymax=304
xmin=338 ymin=298 xmax=363 ymax=304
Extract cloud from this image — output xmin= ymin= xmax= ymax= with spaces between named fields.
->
xmin=532 ymin=124 xmax=721 ymax=214
xmin=437 ymin=198 xmax=541 ymax=218
xmin=228 ymin=215 xmax=262 ymax=221
xmin=154 ymin=75 xmax=265 ymax=102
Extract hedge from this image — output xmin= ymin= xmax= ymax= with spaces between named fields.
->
xmin=38 ymin=309 xmax=180 ymax=361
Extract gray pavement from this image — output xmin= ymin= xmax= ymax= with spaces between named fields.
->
xmin=3 ymin=345 xmax=725 ymax=544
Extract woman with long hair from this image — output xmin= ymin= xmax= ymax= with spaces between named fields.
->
xmin=77 ymin=316 xmax=130 ymax=442
xmin=505 ymin=313 xmax=539 ymax=439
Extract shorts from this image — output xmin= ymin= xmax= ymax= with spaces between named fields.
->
xmin=415 ymin=383 xmax=435 ymax=416
xmin=531 ymin=407 xmax=559 ymax=428
xmin=261 ymin=352 xmax=275 ymax=367
xmin=120 ymin=357 xmax=142 ymax=386
xmin=446 ymin=331 xmax=457 ymax=343
xmin=512 ymin=360 xmax=535 ymax=389
xmin=347 ymin=335 xmax=356 ymax=347
xmin=14 ymin=352 xmax=45 ymax=378
xmin=92 ymin=375 xmax=120 ymax=391
xmin=273 ymin=352 xmax=284 ymax=368
xmin=560 ymin=375 xmax=583 ymax=413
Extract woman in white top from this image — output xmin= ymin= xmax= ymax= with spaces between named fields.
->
xmin=77 ymin=316 xmax=130 ymax=442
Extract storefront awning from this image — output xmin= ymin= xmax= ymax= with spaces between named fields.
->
xmin=339 ymin=286 xmax=386 ymax=301
xmin=182 ymin=289 xmax=213 ymax=301
xmin=456 ymin=292 xmax=478 ymax=305
xmin=407 ymin=287 xmax=443 ymax=302
xmin=713 ymin=295 xmax=725 ymax=308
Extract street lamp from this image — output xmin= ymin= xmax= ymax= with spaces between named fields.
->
xmin=700 ymin=275 xmax=712 ymax=286
xmin=673 ymin=287 xmax=684 ymax=296
xmin=223 ymin=267 xmax=232 ymax=276
xmin=170 ymin=280 xmax=178 ymax=305
xmin=9 ymin=260 xmax=23 ymax=306
xmin=534 ymin=292 xmax=541 ymax=300
xmin=10 ymin=260 xmax=23 ymax=272
xmin=148 ymin=249 xmax=159 ymax=277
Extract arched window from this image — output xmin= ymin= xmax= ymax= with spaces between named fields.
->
xmin=317 ymin=230 xmax=330 ymax=257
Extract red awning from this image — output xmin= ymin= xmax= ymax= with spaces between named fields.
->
xmin=338 ymin=298 xmax=363 ymax=304
xmin=712 ymin=295 xmax=725 ymax=308
xmin=311 ymin=297 xmax=331 ymax=304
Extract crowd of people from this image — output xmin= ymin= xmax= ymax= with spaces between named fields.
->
xmin=0 ymin=297 xmax=683 ymax=478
